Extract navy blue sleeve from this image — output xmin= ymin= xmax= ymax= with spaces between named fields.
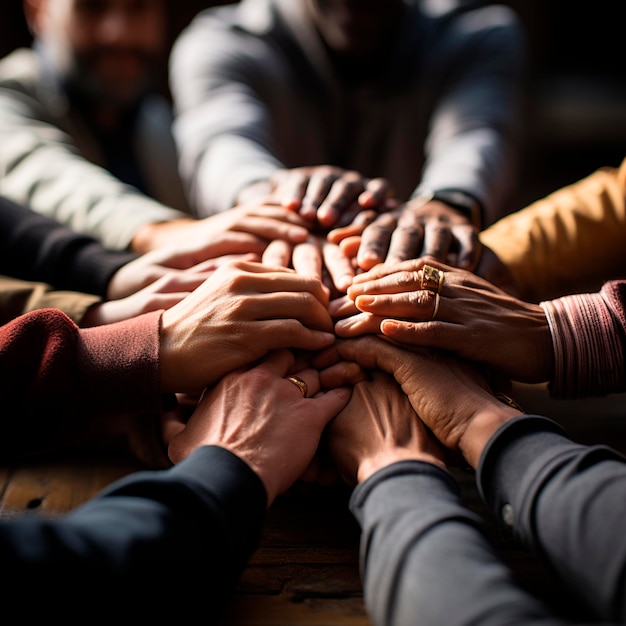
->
xmin=0 ymin=445 xmax=267 ymax=620
xmin=0 ymin=194 xmax=136 ymax=296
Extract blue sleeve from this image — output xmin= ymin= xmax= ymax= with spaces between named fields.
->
xmin=0 ymin=445 xmax=267 ymax=620
xmin=0 ymin=194 xmax=136 ymax=296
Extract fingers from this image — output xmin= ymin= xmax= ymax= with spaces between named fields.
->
xmin=334 ymin=311 xmax=385 ymax=337
xmin=327 ymin=209 xmax=378 ymax=244
xmin=299 ymin=171 xmax=340 ymax=220
xmin=356 ymin=211 xmax=399 ymax=270
xmin=262 ymin=239 xmax=293 ymax=267
xmin=451 ymin=225 xmax=481 ymax=271
xmin=335 ymin=291 xmax=442 ymax=336
xmin=328 ymin=294 xmax=359 ymax=319
xmin=348 ymin=259 xmax=448 ymax=296
xmin=321 ymin=240 xmax=355 ymax=293
xmin=384 ymin=211 xmax=424 ymax=265
xmin=316 ymin=171 xmax=366 ymax=227
xmin=230 ymin=213 xmax=311 ymax=243
xmin=292 ymin=238 xmax=324 ymax=282
xmin=358 ymin=177 xmax=395 ymax=209
xmin=420 ymin=219 xmax=453 ymax=262
xmin=318 ymin=360 xmax=369 ymax=389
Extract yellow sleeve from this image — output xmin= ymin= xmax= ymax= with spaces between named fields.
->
xmin=479 ymin=158 xmax=626 ymax=302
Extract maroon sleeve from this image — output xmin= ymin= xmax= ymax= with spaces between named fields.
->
xmin=0 ymin=308 xmax=163 ymax=459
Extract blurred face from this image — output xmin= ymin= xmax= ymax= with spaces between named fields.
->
xmin=26 ymin=0 xmax=167 ymax=107
xmin=305 ymin=0 xmax=403 ymax=60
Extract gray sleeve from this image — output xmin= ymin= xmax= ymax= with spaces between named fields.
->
xmin=478 ymin=415 xmax=626 ymax=623
xmin=415 ymin=5 xmax=528 ymax=225
xmin=0 ymin=83 xmax=186 ymax=250
xmin=350 ymin=461 xmax=561 ymax=626
xmin=169 ymin=9 xmax=283 ymax=216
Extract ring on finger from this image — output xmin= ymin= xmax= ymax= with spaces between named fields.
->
xmin=286 ymin=375 xmax=308 ymax=398
xmin=430 ymin=292 xmax=440 ymax=321
xmin=421 ymin=264 xmax=445 ymax=294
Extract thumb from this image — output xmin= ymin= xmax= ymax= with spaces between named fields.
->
xmin=334 ymin=336 xmax=401 ymax=374
xmin=312 ymin=386 xmax=352 ymax=426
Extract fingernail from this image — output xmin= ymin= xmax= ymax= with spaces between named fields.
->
xmin=356 ymin=295 xmax=374 ymax=308
xmin=380 ymin=320 xmax=399 ymax=333
xmin=288 ymin=226 xmax=309 ymax=241
xmin=336 ymin=274 xmax=353 ymax=292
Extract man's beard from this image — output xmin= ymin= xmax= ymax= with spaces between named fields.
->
xmin=65 ymin=48 xmax=161 ymax=110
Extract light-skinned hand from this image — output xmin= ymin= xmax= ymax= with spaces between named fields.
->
xmin=131 ymin=202 xmax=312 ymax=254
xmin=159 ymin=259 xmax=337 ymax=393
xmin=166 ymin=349 xmax=352 ymax=506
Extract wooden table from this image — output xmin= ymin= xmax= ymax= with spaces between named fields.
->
xmin=1 ymin=383 xmax=624 ymax=625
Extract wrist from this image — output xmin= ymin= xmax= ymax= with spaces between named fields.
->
xmin=357 ymin=449 xmax=446 ymax=484
xmin=413 ymin=188 xmax=482 ymax=228
xmin=458 ymin=398 xmax=523 ymax=469
xmin=131 ymin=219 xmax=195 ymax=254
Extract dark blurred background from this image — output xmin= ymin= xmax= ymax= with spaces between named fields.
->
xmin=1 ymin=0 xmax=624 ymax=212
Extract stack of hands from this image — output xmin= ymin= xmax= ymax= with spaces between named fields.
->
xmin=132 ymin=167 xmax=547 ymax=506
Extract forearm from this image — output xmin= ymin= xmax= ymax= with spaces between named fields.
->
xmin=0 ymin=112 xmax=186 ymax=249
xmin=477 ymin=415 xmax=626 ymax=622
xmin=351 ymin=461 xmax=557 ymax=626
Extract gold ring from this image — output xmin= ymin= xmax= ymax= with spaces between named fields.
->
xmin=286 ymin=375 xmax=308 ymax=398
xmin=495 ymin=392 xmax=524 ymax=412
xmin=422 ymin=264 xmax=445 ymax=294
xmin=430 ymin=292 xmax=440 ymax=321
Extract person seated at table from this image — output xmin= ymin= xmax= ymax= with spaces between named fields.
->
xmin=170 ymin=0 xmax=528 ymax=272
xmin=0 ymin=0 xmax=316 ymax=257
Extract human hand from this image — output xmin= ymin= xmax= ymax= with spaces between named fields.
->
xmin=269 ymin=165 xmax=396 ymax=229
xmin=166 ymin=349 xmax=352 ymax=506
xmin=336 ymin=259 xmax=554 ymax=384
xmin=324 ymin=368 xmax=446 ymax=486
xmin=262 ymin=234 xmax=357 ymax=295
xmin=82 ymin=271 xmax=210 ymax=327
xmin=160 ymin=259 xmax=337 ymax=393
xmin=329 ymin=198 xmax=480 ymax=271
xmin=130 ymin=203 xmax=312 ymax=254
xmin=107 ymin=241 xmax=259 ymax=300
xmin=315 ymin=336 xmax=523 ymax=469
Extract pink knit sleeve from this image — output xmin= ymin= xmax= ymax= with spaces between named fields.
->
xmin=540 ymin=281 xmax=626 ymax=398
